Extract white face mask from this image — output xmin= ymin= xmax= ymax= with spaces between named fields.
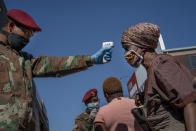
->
xmin=124 ymin=49 xmax=143 ymax=68
xmin=87 ymin=102 xmax=99 ymax=110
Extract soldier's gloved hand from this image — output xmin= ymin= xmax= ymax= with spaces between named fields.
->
xmin=89 ymin=108 xmax=99 ymax=121
xmin=92 ymin=46 xmax=112 ymax=64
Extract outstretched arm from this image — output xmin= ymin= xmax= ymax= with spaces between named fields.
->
xmin=31 ymin=55 xmax=94 ymax=77
xmin=31 ymin=47 xmax=112 ymax=77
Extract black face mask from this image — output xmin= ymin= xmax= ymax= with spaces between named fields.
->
xmin=0 ymin=30 xmax=29 ymax=52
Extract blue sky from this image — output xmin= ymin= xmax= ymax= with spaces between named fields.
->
xmin=5 ymin=0 xmax=196 ymax=130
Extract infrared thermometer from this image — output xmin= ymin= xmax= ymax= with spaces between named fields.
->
xmin=102 ymin=41 xmax=114 ymax=63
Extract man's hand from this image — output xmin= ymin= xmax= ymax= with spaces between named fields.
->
xmin=92 ymin=46 xmax=112 ymax=64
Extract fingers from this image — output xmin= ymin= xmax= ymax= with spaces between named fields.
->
xmin=104 ymin=52 xmax=112 ymax=61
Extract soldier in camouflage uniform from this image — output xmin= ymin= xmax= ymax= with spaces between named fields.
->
xmin=0 ymin=9 xmax=112 ymax=131
xmin=73 ymin=89 xmax=99 ymax=131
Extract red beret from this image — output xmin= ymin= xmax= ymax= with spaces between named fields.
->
xmin=82 ymin=89 xmax=97 ymax=103
xmin=7 ymin=9 xmax=41 ymax=31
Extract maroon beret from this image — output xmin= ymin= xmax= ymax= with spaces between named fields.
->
xmin=82 ymin=89 xmax=97 ymax=103
xmin=7 ymin=9 xmax=41 ymax=31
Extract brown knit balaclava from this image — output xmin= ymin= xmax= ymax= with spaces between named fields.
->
xmin=121 ymin=23 xmax=160 ymax=50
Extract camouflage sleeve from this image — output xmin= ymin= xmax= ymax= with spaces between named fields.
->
xmin=31 ymin=55 xmax=95 ymax=77
xmin=73 ymin=114 xmax=94 ymax=131
xmin=73 ymin=118 xmax=83 ymax=131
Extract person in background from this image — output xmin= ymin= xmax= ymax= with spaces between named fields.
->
xmin=0 ymin=9 xmax=112 ymax=130
xmin=94 ymin=77 xmax=143 ymax=131
xmin=73 ymin=89 xmax=99 ymax=131
xmin=121 ymin=22 xmax=196 ymax=131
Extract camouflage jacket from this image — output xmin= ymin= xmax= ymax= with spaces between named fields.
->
xmin=73 ymin=109 xmax=94 ymax=131
xmin=0 ymin=42 xmax=94 ymax=130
